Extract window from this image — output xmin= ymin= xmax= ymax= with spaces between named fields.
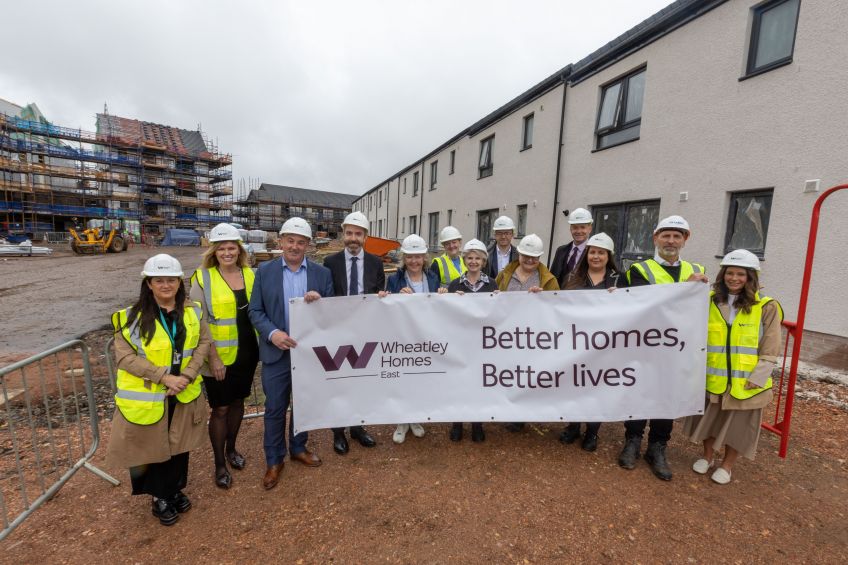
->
xmin=430 ymin=161 xmax=438 ymax=190
xmin=745 ymin=0 xmax=800 ymax=77
xmin=378 ymin=219 xmax=383 ymax=237
xmin=449 ymin=150 xmax=455 ymax=175
xmin=402 ymin=217 xmax=406 ymax=234
xmin=409 ymin=215 xmax=417 ymax=235
xmin=521 ymin=113 xmax=534 ymax=150
xmin=428 ymin=212 xmax=440 ymax=249
xmin=403 ymin=178 xmax=407 ymax=194
xmin=413 ymin=172 xmax=419 ymax=196
xmin=595 ymin=68 xmax=646 ymax=150
xmin=516 ymin=204 xmax=527 ymax=237
xmin=378 ymin=189 xmax=382 ymax=207
xmin=725 ymin=189 xmax=773 ymax=256
xmin=476 ymin=208 xmax=499 ymax=243
xmin=592 ymin=200 xmax=660 ymax=270
xmin=447 ymin=209 xmax=453 ymax=226
xmin=478 ymin=136 xmax=494 ymax=178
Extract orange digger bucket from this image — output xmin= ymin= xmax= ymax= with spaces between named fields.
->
xmin=364 ymin=236 xmax=401 ymax=257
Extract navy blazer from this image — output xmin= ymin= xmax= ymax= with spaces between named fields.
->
xmin=550 ymin=241 xmax=578 ymax=289
xmin=323 ymin=250 xmax=386 ymax=295
xmin=248 ymin=257 xmax=334 ymax=365
xmin=486 ymin=243 xmax=518 ymax=279
xmin=386 ymin=267 xmax=440 ymax=293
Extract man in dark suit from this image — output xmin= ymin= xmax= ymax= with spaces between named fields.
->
xmin=322 ymin=211 xmax=385 ymax=455
xmin=549 ymin=207 xmax=594 ymax=289
xmin=249 ymin=217 xmax=334 ymax=490
xmin=486 ymin=215 xmax=519 ymax=279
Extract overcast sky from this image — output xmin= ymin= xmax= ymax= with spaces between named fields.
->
xmin=2 ymin=0 xmax=672 ymax=197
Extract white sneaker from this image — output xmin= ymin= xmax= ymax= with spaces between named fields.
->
xmin=711 ymin=467 xmax=732 ymax=485
xmin=393 ymin=424 xmax=409 ymax=444
xmin=409 ymin=423 xmax=426 ymax=438
xmin=692 ymin=458 xmax=711 ymax=475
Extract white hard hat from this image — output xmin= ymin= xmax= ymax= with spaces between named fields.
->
xmin=721 ymin=249 xmax=761 ymax=271
xmin=439 ymin=226 xmax=463 ymax=243
xmin=463 ymin=239 xmax=488 ymax=255
xmin=208 ymin=222 xmax=242 ymax=243
xmin=400 ymin=234 xmax=428 ymax=254
xmin=654 ymin=215 xmax=690 ymax=234
xmin=141 ymin=254 xmax=184 ymax=278
xmin=517 ymin=234 xmax=544 ymax=257
xmin=492 ymin=216 xmax=516 ymax=232
xmin=568 ymin=208 xmax=593 ymax=225
xmin=279 ymin=217 xmax=312 ymax=240
xmin=586 ymin=232 xmax=615 ymax=253
xmin=342 ymin=211 xmax=369 ymax=232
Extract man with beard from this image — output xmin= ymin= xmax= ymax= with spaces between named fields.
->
xmin=322 ymin=211 xmax=385 ymax=454
xmin=618 ymin=215 xmax=709 ymax=481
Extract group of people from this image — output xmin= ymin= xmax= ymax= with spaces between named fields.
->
xmin=106 ymin=208 xmax=781 ymax=526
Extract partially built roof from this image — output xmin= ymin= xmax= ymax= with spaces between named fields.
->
xmin=95 ymin=113 xmax=211 ymax=158
xmin=250 ymin=183 xmax=358 ymax=209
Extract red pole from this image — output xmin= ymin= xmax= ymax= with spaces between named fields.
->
xmin=777 ymin=184 xmax=848 ymax=457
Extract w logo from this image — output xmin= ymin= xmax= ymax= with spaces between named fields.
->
xmin=312 ymin=342 xmax=378 ymax=371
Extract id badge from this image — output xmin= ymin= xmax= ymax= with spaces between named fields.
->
xmin=172 ymin=350 xmax=182 ymax=366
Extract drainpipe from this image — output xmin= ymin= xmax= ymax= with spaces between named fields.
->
xmin=547 ymin=77 xmax=568 ymax=268
xmin=418 ymin=161 xmax=425 ymax=241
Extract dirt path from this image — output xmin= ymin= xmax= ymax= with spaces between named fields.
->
xmin=0 ymin=246 xmax=205 ymax=360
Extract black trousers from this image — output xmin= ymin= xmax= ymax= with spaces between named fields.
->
xmin=624 ymin=418 xmax=673 ymax=443
xmin=129 ymin=397 xmax=189 ymax=498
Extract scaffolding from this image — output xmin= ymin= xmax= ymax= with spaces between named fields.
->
xmin=0 ymin=108 xmax=233 ymax=239
xmin=232 ymin=183 xmax=354 ymax=237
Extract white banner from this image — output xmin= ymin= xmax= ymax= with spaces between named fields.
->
xmin=290 ymin=283 xmax=709 ymax=433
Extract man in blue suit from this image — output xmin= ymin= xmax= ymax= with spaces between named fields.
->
xmin=249 ymin=217 xmax=334 ymax=490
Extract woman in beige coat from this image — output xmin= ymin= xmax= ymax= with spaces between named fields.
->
xmin=106 ymin=254 xmax=211 ymax=526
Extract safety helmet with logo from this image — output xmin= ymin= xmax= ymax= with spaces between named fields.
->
xmin=439 ymin=226 xmax=463 ymax=243
xmin=721 ymin=249 xmax=760 ymax=271
xmin=517 ymin=234 xmax=545 ymax=257
xmin=342 ymin=211 xmax=369 ymax=232
xmin=279 ymin=217 xmax=312 ymax=240
xmin=141 ymin=254 xmax=184 ymax=278
xmin=208 ymin=222 xmax=243 ymax=243
xmin=492 ymin=216 xmax=516 ymax=233
xmin=463 ymin=239 xmax=488 ymax=255
xmin=400 ymin=234 xmax=428 ymax=255
xmin=586 ymin=232 xmax=615 ymax=253
xmin=654 ymin=215 xmax=690 ymax=235
xmin=568 ymin=208 xmax=594 ymax=225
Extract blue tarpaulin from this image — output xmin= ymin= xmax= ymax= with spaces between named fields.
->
xmin=161 ymin=228 xmax=200 ymax=246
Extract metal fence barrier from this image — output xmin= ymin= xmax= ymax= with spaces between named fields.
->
xmin=0 ymin=340 xmax=119 ymax=542
xmin=105 ymin=337 xmax=265 ymax=420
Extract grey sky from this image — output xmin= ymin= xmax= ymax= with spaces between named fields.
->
xmin=1 ymin=0 xmax=672 ymax=197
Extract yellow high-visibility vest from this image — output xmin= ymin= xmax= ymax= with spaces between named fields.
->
xmin=191 ymin=266 xmax=254 ymax=365
xmin=627 ymin=259 xmax=704 ymax=285
xmin=705 ymin=292 xmax=783 ymax=400
xmin=434 ymin=253 xmax=466 ymax=286
xmin=111 ymin=304 xmax=202 ymax=425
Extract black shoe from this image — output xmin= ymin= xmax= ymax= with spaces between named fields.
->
xmin=618 ymin=436 xmax=641 ymax=469
xmin=559 ymin=423 xmax=581 ymax=445
xmin=226 ymin=451 xmax=246 ymax=470
xmin=333 ymin=432 xmax=349 ymax=455
xmin=449 ymin=423 xmax=463 ymax=442
xmin=167 ymin=491 xmax=192 ymax=513
xmin=645 ymin=442 xmax=673 ymax=481
xmin=152 ymin=498 xmax=179 ymax=526
xmin=215 ymin=467 xmax=232 ymax=489
xmin=471 ymin=423 xmax=485 ymax=443
xmin=581 ymin=434 xmax=598 ymax=452
xmin=350 ymin=426 xmax=377 ymax=448
xmin=504 ymin=422 xmax=525 ymax=433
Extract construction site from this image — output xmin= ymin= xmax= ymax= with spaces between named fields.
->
xmin=0 ymin=100 xmax=233 ymax=242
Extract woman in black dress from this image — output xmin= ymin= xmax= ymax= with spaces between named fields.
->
xmin=190 ymin=223 xmax=259 ymax=488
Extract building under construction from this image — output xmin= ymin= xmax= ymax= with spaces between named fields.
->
xmin=233 ymin=183 xmax=356 ymax=238
xmin=0 ymin=99 xmax=232 ymax=240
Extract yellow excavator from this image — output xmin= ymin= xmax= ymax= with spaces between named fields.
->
xmin=69 ymin=219 xmax=129 ymax=254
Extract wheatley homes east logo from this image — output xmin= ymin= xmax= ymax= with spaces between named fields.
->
xmin=312 ymin=340 xmax=448 ymax=379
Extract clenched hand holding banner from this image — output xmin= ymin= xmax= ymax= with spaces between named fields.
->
xmin=290 ymin=283 xmax=709 ymax=433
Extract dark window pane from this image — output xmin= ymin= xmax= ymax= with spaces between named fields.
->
xmin=727 ymin=193 xmax=772 ymax=253
xmin=624 ymin=71 xmax=646 ymax=123
xmin=597 ymin=83 xmax=621 ymax=131
xmin=623 ymin=203 xmax=659 ymax=256
xmin=755 ymin=0 xmax=800 ymax=69
xmin=597 ymin=124 xmax=640 ymax=149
